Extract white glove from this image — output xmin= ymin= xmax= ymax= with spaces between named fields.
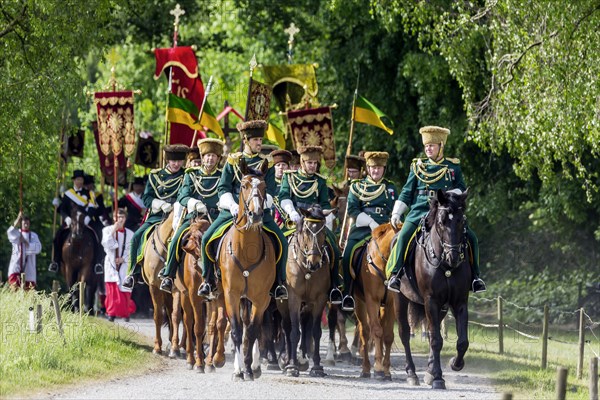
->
xmin=219 ymin=192 xmax=239 ymax=216
xmin=368 ymin=220 xmax=379 ymax=231
xmin=84 ymin=216 xmax=91 ymax=226
xmin=230 ymin=203 xmax=239 ymax=217
xmin=289 ymin=211 xmax=302 ymax=224
xmin=325 ymin=212 xmax=335 ymax=231
xmin=161 ymin=202 xmax=173 ymax=213
xmin=390 ymin=214 xmax=402 ymax=228
xmin=64 ymin=216 xmax=72 ymax=226
xmin=188 ymin=198 xmax=207 ymax=214
xmin=391 ymin=200 xmax=409 ymax=229
xmin=151 ymin=199 xmax=166 ymax=214
xmin=355 ymin=212 xmax=375 ymax=228
xmin=266 ymin=194 xmax=274 ymax=209
xmin=281 ymin=199 xmax=296 ymax=216
xmin=52 ymin=197 xmax=60 ymax=207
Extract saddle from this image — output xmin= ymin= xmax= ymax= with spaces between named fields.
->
xmin=349 ymin=242 xmax=369 ymax=281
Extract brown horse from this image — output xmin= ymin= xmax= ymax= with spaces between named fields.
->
xmin=177 ymin=216 xmax=227 ymax=372
xmin=395 ymin=189 xmax=472 ymax=389
xmin=218 ymin=159 xmax=275 ymax=381
xmin=141 ymin=211 xmax=181 ymax=356
xmin=278 ymin=204 xmax=334 ymax=378
xmin=353 ymin=222 xmax=399 ymax=380
xmin=61 ymin=205 xmax=98 ymax=312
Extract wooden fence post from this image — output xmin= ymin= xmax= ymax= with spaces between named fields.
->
xmin=541 ymin=304 xmax=549 ymax=369
xmin=50 ymin=291 xmax=66 ymax=344
xmin=498 ymin=296 xmax=504 ymax=355
xmin=591 ymin=357 xmax=598 ymax=400
xmin=556 ymin=366 xmax=568 ymax=400
xmin=52 ymin=280 xmax=61 ymax=293
xmin=79 ymin=280 xmax=85 ymax=317
xmin=501 ymin=393 xmax=513 ymax=400
xmin=36 ymin=304 xmax=42 ymax=333
xmin=578 ymin=308 xmax=585 ymax=379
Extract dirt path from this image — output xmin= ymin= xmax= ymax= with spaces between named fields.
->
xmin=41 ymin=318 xmax=498 ymax=400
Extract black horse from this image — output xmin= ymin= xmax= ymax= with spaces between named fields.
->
xmin=395 ymin=189 xmax=472 ymax=389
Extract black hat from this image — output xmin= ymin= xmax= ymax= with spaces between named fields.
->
xmin=345 ymin=155 xmax=365 ymax=171
xmin=187 ymin=147 xmax=201 ymax=161
xmin=72 ymin=169 xmax=85 ymax=180
xmin=237 ymin=120 xmax=267 ymax=139
xmin=132 ymin=177 xmax=145 ymax=186
xmin=164 ymin=144 xmax=190 ymax=161
xmin=84 ymin=174 xmax=95 ymax=185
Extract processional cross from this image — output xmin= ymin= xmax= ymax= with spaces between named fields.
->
xmin=284 ymin=22 xmax=300 ymax=64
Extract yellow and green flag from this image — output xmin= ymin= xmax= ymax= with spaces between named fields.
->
xmin=353 ymin=95 xmax=394 ymax=135
xmin=266 ymin=123 xmax=286 ymax=149
xmin=200 ymin=100 xmax=224 ymax=138
xmin=168 ymin=94 xmax=224 ymax=138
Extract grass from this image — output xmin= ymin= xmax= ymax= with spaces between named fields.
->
xmin=390 ymin=314 xmax=599 ymax=399
xmin=0 ymin=286 xmax=159 ymax=398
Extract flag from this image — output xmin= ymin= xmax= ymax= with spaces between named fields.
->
xmin=287 ymin=107 xmax=336 ymax=169
xmin=93 ymin=91 xmax=136 ymax=157
xmin=134 ymin=136 xmax=160 ymax=169
xmin=353 ymin=95 xmax=394 ymax=135
xmin=200 ymin=100 xmax=224 ymax=138
xmin=92 ymin=122 xmax=127 ymax=185
xmin=266 ymin=123 xmax=286 ymax=149
xmin=246 ymin=78 xmax=272 ymax=121
xmin=155 ymin=46 xmax=206 ymax=146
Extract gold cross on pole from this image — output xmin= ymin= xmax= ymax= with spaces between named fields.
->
xmin=284 ymin=22 xmax=300 ymax=64
xmin=170 ymin=4 xmax=185 ymax=47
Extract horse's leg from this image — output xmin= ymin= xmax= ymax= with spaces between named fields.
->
xmin=84 ymin=275 xmax=95 ymax=314
xmin=227 ymin=296 xmax=244 ymax=381
xmin=338 ymin=309 xmax=353 ymax=357
xmin=396 ymin=295 xmax=419 ymax=385
xmin=180 ymin=293 xmax=195 ymax=369
xmin=382 ymin=300 xmax=395 ymax=381
xmin=214 ymin=298 xmax=227 ymax=368
xmin=309 ymin=305 xmax=326 ymax=377
xmin=168 ymin=291 xmax=182 ymax=358
xmin=355 ymin=299 xmax=371 ymax=378
xmin=324 ymin=305 xmax=337 ymax=365
xmin=424 ymin=299 xmax=445 ymax=389
xmin=149 ymin=285 xmax=164 ymax=354
xmin=366 ymin=295 xmax=385 ymax=380
xmin=244 ymin=302 xmax=265 ymax=380
xmin=449 ymin=302 xmax=469 ymax=372
xmin=191 ymin=290 xmax=206 ymax=372
xmin=286 ymin=300 xmax=301 ymax=377
xmin=205 ymin=301 xmax=216 ymax=369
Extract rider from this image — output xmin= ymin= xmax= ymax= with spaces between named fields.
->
xmin=118 ymin=176 xmax=147 ymax=231
xmin=278 ymin=145 xmax=343 ymax=305
xmin=197 ymin=120 xmax=288 ymax=300
xmin=122 ymin=144 xmax=189 ymax=289
xmin=270 ymin=149 xmax=292 ymax=228
xmin=159 ymin=139 xmax=224 ymax=293
xmin=49 ymin=169 xmax=100 ymax=273
xmin=340 ymin=152 xmax=397 ymax=312
xmin=84 ymin=174 xmax=109 ymax=273
xmin=385 ymin=126 xmax=486 ymax=293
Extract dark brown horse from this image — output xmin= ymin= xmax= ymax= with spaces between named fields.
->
xmin=278 ymin=204 xmax=334 ymax=378
xmin=61 ymin=205 xmax=98 ymax=312
xmin=177 ymin=216 xmax=227 ymax=372
xmin=395 ymin=189 xmax=472 ymax=389
xmin=218 ymin=159 xmax=275 ymax=381
xmin=354 ymin=222 xmax=399 ymax=380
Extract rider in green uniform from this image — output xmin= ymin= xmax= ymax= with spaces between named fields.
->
xmin=385 ymin=126 xmax=486 ymax=293
xmin=158 ymin=139 xmax=224 ymax=293
xmin=123 ymin=144 xmax=189 ymax=289
xmin=270 ymin=149 xmax=292 ymax=229
xmin=340 ymin=152 xmax=397 ymax=311
xmin=197 ymin=120 xmax=288 ymax=300
xmin=278 ymin=145 xmax=343 ymax=305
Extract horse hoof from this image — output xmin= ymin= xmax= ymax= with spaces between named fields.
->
xmin=244 ymin=371 xmax=254 ymax=381
xmin=152 ymin=349 xmax=162 ymax=355
xmin=232 ymin=372 xmax=243 ymax=382
xmin=337 ymin=351 xmax=353 ymax=362
xmin=374 ymin=370 xmax=385 ymax=380
xmin=407 ymin=375 xmax=420 ymax=386
xmin=310 ymin=366 xmax=326 ymax=377
xmin=424 ymin=371 xmax=434 ymax=386
xmin=449 ymin=357 xmax=465 ymax=371
xmin=252 ymin=366 xmax=262 ymax=379
xmin=383 ymin=374 xmax=392 ymax=381
xmin=194 ymin=365 xmax=205 ymax=373
xmin=285 ymin=366 xmax=299 ymax=377
xmin=214 ymin=358 xmax=226 ymax=368
xmin=266 ymin=361 xmax=281 ymax=371
xmin=278 ymin=356 xmax=287 ymax=371
xmin=432 ymin=379 xmax=446 ymax=390
xmin=207 ymin=365 xmax=216 ymax=373
xmin=298 ymin=359 xmax=309 ymax=372
xmin=186 ymin=362 xmax=193 ymax=370
xmin=359 ymin=372 xmax=371 ymax=379
xmin=168 ymin=350 xmax=180 ymax=359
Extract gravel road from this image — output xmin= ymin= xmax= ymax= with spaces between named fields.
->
xmin=40 ymin=317 xmax=498 ymax=400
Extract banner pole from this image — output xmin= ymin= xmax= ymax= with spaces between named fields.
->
xmin=191 ymin=75 xmax=213 ymax=147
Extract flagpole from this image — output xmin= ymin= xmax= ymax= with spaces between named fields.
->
xmin=240 ymin=54 xmax=257 ymax=151
xmin=191 ymin=75 xmax=213 ymax=147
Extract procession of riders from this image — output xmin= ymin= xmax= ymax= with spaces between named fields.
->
xmin=49 ymin=121 xmax=486 ymax=315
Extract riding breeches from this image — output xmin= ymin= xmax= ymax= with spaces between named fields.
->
xmin=163 ymin=219 xmax=192 ymax=278
xmin=341 ymin=226 xmax=371 ymax=295
xmin=127 ymin=220 xmax=156 ymax=276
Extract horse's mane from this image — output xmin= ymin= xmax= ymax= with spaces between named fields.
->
xmin=425 ymin=190 xmax=467 ymax=229
xmin=372 ymin=222 xmax=393 ymax=240
xmin=305 ymin=204 xmax=325 ymax=220
xmin=243 ymin=167 xmax=264 ymax=178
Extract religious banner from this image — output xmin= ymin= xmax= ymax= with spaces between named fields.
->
xmin=245 ymin=78 xmax=272 ymax=121
xmin=134 ymin=136 xmax=160 ymax=168
xmin=91 ymin=122 xmax=127 ymax=185
xmin=93 ymin=91 xmax=136 ymax=157
xmin=259 ymin=64 xmax=318 ymax=110
xmin=287 ymin=106 xmax=336 ymax=169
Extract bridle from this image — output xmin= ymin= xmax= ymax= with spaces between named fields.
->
xmin=234 ymin=176 xmax=266 ymax=231
xmin=418 ymin=205 xmax=466 ymax=270
xmin=290 ymin=217 xmax=329 ymax=273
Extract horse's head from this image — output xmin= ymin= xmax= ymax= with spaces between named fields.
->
xmin=70 ymin=205 xmax=87 ymax=239
xmin=183 ymin=217 xmax=211 ymax=258
xmin=426 ymin=188 xmax=469 ymax=269
xmin=238 ymin=158 xmax=268 ymax=229
xmin=296 ymin=204 xmax=330 ymax=272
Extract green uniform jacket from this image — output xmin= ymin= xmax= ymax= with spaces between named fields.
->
xmin=279 ymin=169 xmax=331 ymax=210
xmin=177 ymin=166 xmax=221 ymax=221
xmin=219 ymin=152 xmax=276 ymax=200
xmin=399 ymin=157 xmax=466 ymax=225
xmin=347 ymin=177 xmax=398 ymax=226
xmin=142 ymin=167 xmax=186 ymax=224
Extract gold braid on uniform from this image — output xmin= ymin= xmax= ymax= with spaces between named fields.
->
xmin=148 ymin=173 xmax=185 ymax=200
xmin=190 ymin=172 xmax=219 ymax=198
xmin=350 ymin=180 xmax=386 ymax=202
xmin=289 ymin=175 xmax=319 ymax=199
xmin=413 ymin=159 xmax=448 ymax=185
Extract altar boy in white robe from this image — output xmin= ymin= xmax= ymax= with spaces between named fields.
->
xmin=7 ymin=212 xmax=42 ymax=289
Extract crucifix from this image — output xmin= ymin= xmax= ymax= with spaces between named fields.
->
xmin=284 ymin=22 xmax=300 ymax=64
xmin=170 ymin=3 xmax=186 ymax=47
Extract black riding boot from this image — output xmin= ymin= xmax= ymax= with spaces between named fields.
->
xmin=387 ymin=269 xmax=403 ymax=293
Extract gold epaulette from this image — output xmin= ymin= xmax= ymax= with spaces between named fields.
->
xmin=283 ymin=170 xmax=295 ymax=175
xmin=227 ymin=152 xmax=242 ymax=165
xmin=150 ymin=168 xmax=161 ymax=174
xmin=185 ymin=166 xmax=202 ymax=173
xmin=446 ymin=157 xmax=460 ymax=164
xmin=411 ymin=157 xmax=423 ymax=166
xmin=260 ymin=153 xmax=274 ymax=168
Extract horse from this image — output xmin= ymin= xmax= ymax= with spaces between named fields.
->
xmin=218 ymin=159 xmax=275 ymax=381
xmin=61 ymin=205 xmax=98 ymax=313
xmin=140 ymin=211 xmax=182 ymax=356
xmin=395 ymin=189 xmax=472 ymax=389
xmin=177 ymin=216 xmax=227 ymax=372
xmin=278 ymin=204 xmax=334 ymax=377
xmin=353 ymin=222 xmax=399 ymax=380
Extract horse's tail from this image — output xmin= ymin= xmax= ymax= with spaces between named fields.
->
xmin=407 ymin=301 xmax=426 ymax=333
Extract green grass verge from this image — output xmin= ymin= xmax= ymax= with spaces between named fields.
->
xmin=0 ymin=286 xmax=159 ymax=397
xmin=394 ymin=318 xmax=598 ymax=399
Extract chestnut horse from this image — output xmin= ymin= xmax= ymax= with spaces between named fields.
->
xmin=141 ymin=211 xmax=181 ymax=356
xmin=278 ymin=204 xmax=334 ymax=378
xmin=61 ymin=205 xmax=98 ymax=312
xmin=218 ymin=159 xmax=275 ymax=381
xmin=353 ymin=222 xmax=399 ymax=380
xmin=177 ymin=216 xmax=227 ymax=372
xmin=395 ymin=189 xmax=472 ymax=389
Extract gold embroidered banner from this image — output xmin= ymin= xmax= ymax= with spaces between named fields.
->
xmin=287 ymin=106 xmax=336 ymax=169
xmin=245 ymin=78 xmax=272 ymax=121
xmin=93 ymin=91 xmax=136 ymax=157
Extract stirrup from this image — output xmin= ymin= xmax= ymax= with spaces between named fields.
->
xmin=472 ymin=278 xmax=487 ymax=293
xmin=94 ymin=263 xmax=104 ymax=275
xmin=198 ymin=282 xmax=216 ymax=299
xmin=159 ymin=277 xmax=173 ymax=294
xmin=274 ymin=285 xmax=288 ymax=300
xmin=48 ymin=262 xmax=59 ymax=273
xmin=329 ymin=288 xmax=343 ymax=305
xmin=122 ymin=275 xmax=135 ymax=290
xmin=387 ymin=275 xmax=401 ymax=293
xmin=341 ymin=295 xmax=355 ymax=312
xmin=158 ymin=267 xmax=167 ymax=279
